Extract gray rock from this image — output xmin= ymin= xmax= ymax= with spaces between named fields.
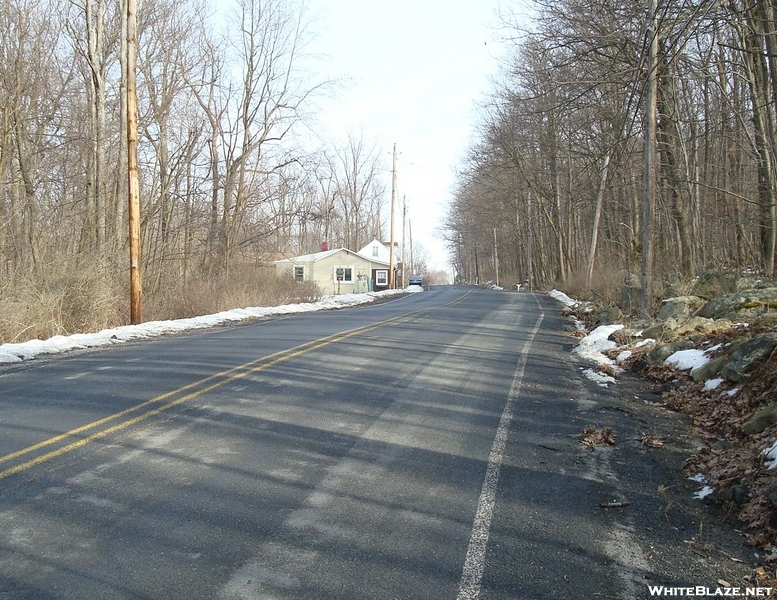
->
xmin=596 ymin=306 xmax=623 ymax=325
xmin=641 ymin=323 xmax=665 ymax=341
xmin=692 ymin=355 xmax=726 ymax=382
xmin=720 ymin=333 xmax=777 ymax=382
xmin=698 ymin=287 xmax=777 ymax=320
xmin=673 ymin=316 xmax=720 ymax=336
xmin=753 ymin=313 xmax=777 ymax=329
xmin=651 ymin=339 xmax=696 ymax=362
xmin=642 ymin=318 xmax=679 ymax=341
xmin=692 ymin=269 xmax=740 ymax=298
xmin=658 ymin=296 xmax=706 ymax=322
xmin=743 ymin=402 xmax=777 ymax=435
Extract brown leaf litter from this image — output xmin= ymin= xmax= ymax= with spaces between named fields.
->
xmin=579 ymin=425 xmax=617 ymax=446
xmin=571 ymin=305 xmax=777 ymax=588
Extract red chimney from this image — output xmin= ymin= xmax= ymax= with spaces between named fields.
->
xmin=321 ymin=240 xmax=329 ymax=251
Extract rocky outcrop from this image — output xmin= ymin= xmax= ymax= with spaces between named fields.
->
xmin=743 ymin=403 xmax=777 ymax=435
xmin=658 ymin=296 xmax=706 ymax=321
xmin=598 ymin=279 xmax=777 ymax=388
xmin=595 ymin=306 xmax=623 ymax=325
xmin=691 ymin=269 xmax=741 ymax=298
xmin=698 ymin=287 xmax=777 ymax=320
xmin=719 ymin=333 xmax=777 ymax=382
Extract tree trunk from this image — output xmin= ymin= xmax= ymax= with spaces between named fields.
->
xmin=586 ymin=151 xmax=611 ymax=289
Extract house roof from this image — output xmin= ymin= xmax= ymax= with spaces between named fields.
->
xmin=274 ymin=246 xmax=390 ymax=267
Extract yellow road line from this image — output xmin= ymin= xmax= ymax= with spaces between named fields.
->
xmin=0 ymin=290 xmax=473 ymax=480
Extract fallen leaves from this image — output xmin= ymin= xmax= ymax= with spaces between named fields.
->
xmin=641 ymin=436 xmax=665 ymax=448
xmin=566 ymin=299 xmax=777 ymax=586
xmin=637 ymin=323 xmax=777 ymax=553
xmin=579 ymin=425 xmax=617 ymax=446
xmin=751 ymin=566 xmax=777 ymax=591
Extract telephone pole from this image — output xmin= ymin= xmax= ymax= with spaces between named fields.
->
xmin=494 ymin=227 xmax=499 ymax=287
xmin=409 ymin=220 xmax=414 ymax=278
xmin=401 ymin=195 xmax=407 ymax=288
xmin=389 ymin=143 xmax=397 ymax=288
xmin=127 ymin=0 xmax=142 ymax=323
xmin=526 ymin=191 xmax=534 ymax=291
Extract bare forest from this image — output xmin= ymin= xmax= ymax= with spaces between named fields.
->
xmin=446 ymin=0 xmax=775 ymax=304
xmin=0 ymin=0 xmax=397 ymax=342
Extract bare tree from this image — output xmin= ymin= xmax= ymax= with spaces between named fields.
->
xmin=446 ymin=0 xmax=768 ymax=296
xmin=137 ymin=0 xmax=208 ymax=288
xmin=1 ymin=0 xmax=75 ymax=269
xmin=217 ymin=0 xmax=317 ymax=268
xmin=326 ymin=132 xmax=386 ymax=250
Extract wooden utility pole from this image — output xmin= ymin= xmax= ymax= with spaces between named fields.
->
xmin=389 ymin=143 xmax=397 ymax=288
xmin=126 ymin=0 xmax=142 ymax=323
xmin=401 ymin=195 xmax=407 ymax=288
xmin=409 ymin=220 xmax=414 ymax=277
xmin=641 ymin=0 xmax=658 ymax=317
xmin=493 ymin=227 xmax=499 ymax=287
xmin=526 ymin=191 xmax=534 ymax=291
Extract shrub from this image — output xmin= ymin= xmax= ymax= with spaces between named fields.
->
xmin=0 ymin=258 xmax=322 ymax=344
xmin=0 ymin=254 xmax=124 ymax=344
xmin=143 ymin=264 xmax=322 ymax=321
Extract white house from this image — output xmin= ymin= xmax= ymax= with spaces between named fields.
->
xmin=357 ymin=239 xmax=394 ymax=263
xmin=357 ymin=239 xmax=405 ymax=284
xmin=274 ymin=247 xmax=392 ymax=295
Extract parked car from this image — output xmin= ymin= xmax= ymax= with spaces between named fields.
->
xmin=408 ymin=275 xmax=423 ymax=287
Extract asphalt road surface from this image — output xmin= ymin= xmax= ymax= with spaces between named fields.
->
xmin=0 ymin=286 xmax=751 ymax=599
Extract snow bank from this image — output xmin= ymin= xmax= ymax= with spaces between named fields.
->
xmin=581 ymin=368 xmax=617 ymax=387
xmin=0 ymin=289 xmax=407 ymax=365
xmin=548 ymin=289 xmax=577 ymax=307
xmin=763 ymin=440 xmax=777 ymax=470
xmin=664 ymin=348 xmax=710 ymax=372
xmin=572 ymin=324 xmax=624 ymax=367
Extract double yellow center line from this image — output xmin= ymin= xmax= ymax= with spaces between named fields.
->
xmin=0 ymin=291 xmax=472 ymax=481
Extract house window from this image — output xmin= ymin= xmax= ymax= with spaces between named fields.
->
xmin=293 ymin=265 xmax=304 ymax=281
xmin=334 ymin=266 xmax=353 ymax=282
xmin=372 ymin=245 xmax=379 ymax=257
xmin=375 ymin=270 xmax=388 ymax=286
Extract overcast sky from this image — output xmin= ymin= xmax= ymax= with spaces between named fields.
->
xmin=303 ymin=0 xmax=508 ymax=273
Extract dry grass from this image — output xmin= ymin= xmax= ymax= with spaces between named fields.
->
xmin=141 ymin=264 xmax=323 ymax=322
xmin=0 ymin=255 xmax=125 ymax=344
xmin=561 ymin=261 xmax=627 ymax=305
xmin=0 ymin=258 xmax=322 ymax=344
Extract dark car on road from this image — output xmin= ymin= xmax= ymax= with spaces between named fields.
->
xmin=408 ymin=275 xmax=423 ymax=287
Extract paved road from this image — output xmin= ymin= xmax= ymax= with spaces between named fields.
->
xmin=0 ymin=285 xmax=728 ymax=599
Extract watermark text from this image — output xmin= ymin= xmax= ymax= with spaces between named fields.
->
xmin=648 ymin=587 xmax=773 ymax=597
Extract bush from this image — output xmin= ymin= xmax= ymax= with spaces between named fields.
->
xmin=0 ymin=258 xmax=322 ymax=344
xmin=0 ymin=255 xmax=124 ymax=344
xmin=562 ymin=262 xmax=626 ymax=306
xmin=143 ymin=264 xmax=322 ymax=321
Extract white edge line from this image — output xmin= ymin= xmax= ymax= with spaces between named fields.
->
xmin=456 ymin=312 xmax=545 ymax=600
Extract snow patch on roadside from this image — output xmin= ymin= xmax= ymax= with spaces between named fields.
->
xmin=763 ymin=440 xmax=777 ymax=470
xmin=0 ymin=289 xmax=406 ymax=365
xmin=581 ymin=368 xmax=617 ymax=387
xmin=573 ymin=324 xmax=624 ymax=368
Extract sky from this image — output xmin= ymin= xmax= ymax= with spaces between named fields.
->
xmin=302 ymin=0 xmax=507 ymax=273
